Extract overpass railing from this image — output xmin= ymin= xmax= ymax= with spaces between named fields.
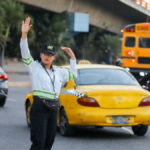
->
xmin=134 ymin=0 xmax=150 ymax=10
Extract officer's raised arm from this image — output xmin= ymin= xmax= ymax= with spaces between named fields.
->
xmin=61 ymin=47 xmax=77 ymax=82
xmin=20 ymin=17 xmax=37 ymax=75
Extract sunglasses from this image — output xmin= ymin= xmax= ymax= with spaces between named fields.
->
xmin=43 ymin=53 xmax=54 ymax=57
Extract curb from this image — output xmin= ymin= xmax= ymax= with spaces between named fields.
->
xmin=8 ymin=81 xmax=31 ymax=87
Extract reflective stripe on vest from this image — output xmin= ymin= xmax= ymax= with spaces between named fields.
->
xmin=68 ymin=71 xmax=76 ymax=81
xmin=33 ymin=89 xmax=58 ymax=99
xmin=22 ymin=56 xmax=33 ymax=66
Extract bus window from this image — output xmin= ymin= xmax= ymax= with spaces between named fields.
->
xmin=139 ymin=38 xmax=150 ymax=48
xmin=125 ymin=37 xmax=135 ymax=47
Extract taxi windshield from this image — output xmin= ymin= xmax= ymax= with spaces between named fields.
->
xmin=75 ymin=68 xmax=139 ymax=86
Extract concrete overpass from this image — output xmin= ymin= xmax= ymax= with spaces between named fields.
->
xmin=17 ymin=0 xmax=150 ymax=34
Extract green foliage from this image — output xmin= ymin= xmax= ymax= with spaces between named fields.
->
xmin=0 ymin=0 xmax=121 ymax=66
xmin=99 ymin=34 xmax=122 ymax=58
xmin=73 ymin=26 xmax=121 ymax=64
xmin=0 ymin=1 xmax=72 ymax=65
xmin=0 ymin=0 xmax=24 ymax=27
xmin=0 ymin=0 xmax=35 ymax=60
xmin=0 ymin=0 xmax=24 ymax=50
xmin=0 ymin=6 xmax=5 ymax=33
xmin=30 ymin=11 xmax=71 ymax=65
xmin=0 ymin=6 xmax=5 ymax=49
xmin=0 ymin=0 xmax=24 ymax=39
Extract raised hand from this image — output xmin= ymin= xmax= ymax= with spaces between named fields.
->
xmin=61 ymin=47 xmax=76 ymax=59
xmin=21 ymin=17 xmax=32 ymax=33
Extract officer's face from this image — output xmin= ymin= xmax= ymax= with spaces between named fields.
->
xmin=40 ymin=53 xmax=55 ymax=65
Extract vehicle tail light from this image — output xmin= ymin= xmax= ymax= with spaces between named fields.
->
xmin=130 ymin=28 xmax=134 ymax=32
xmin=132 ymin=59 xmax=135 ymax=62
xmin=126 ymin=51 xmax=132 ymax=56
xmin=126 ymin=50 xmax=134 ymax=56
xmin=77 ymin=97 xmax=100 ymax=107
xmin=139 ymin=97 xmax=150 ymax=107
xmin=125 ymin=25 xmax=135 ymax=32
xmin=126 ymin=28 xmax=130 ymax=32
xmin=0 ymin=74 xmax=8 ymax=80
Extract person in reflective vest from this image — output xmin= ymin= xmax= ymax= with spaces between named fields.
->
xmin=20 ymin=17 xmax=77 ymax=150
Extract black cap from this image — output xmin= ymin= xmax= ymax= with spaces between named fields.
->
xmin=41 ymin=43 xmax=56 ymax=55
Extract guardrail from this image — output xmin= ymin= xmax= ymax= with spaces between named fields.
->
xmin=134 ymin=0 xmax=150 ymax=10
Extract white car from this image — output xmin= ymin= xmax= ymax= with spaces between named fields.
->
xmin=0 ymin=66 xmax=8 ymax=107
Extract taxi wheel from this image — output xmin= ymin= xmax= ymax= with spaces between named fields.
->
xmin=132 ymin=125 xmax=148 ymax=136
xmin=26 ymin=101 xmax=31 ymax=127
xmin=60 ymin=109 xmax=75 ymax=136
xmin=0 ymin=98 xmax=6 ymax=107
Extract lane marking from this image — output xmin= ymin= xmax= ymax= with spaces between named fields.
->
xmin=122 ymin=127 xmax=134 ymax=135
xmin=7 ymin=98 xmax=16 ymax=102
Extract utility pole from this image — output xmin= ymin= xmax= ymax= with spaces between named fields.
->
xmin=0 ymin=45 xmax=4 ymax=67
xmin=146 ymin=16 xmax=149 ymax=22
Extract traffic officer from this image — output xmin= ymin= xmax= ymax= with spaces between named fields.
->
xmin=20 ymin=17 xmax=77 ymax=150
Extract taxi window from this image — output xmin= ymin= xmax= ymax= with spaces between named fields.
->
xmin=125 ymin=37 xmax=135 ymax=47
xmin=75 ymin=69 xmax=139 ymax=86
xmin=139 ymin=38 xmax=150 ymax=48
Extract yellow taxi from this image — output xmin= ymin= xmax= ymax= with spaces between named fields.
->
xmin=25 ymin=61 xmax=150 ymax=136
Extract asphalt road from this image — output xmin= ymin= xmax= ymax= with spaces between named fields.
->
xmin=0 ymin=75 xmax=150 ymax=150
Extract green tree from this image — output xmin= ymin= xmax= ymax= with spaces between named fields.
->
xmin=0 ymin=5 xmax=5 ymax=60
xmin=99 ymin=34 xmax=122 ymax=60
xmin=73 ymin=27 xmax=103 ymax=63
xmin=0 ymin=0 xmax=33 ymax=67
xmin=73 ymin=27 xmax=122 ymax=64
xmin=30 ymin=12 xmax=71 ymax=65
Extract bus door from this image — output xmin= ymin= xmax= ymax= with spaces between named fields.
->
xmin=136 ymin=24 xmax=150 ymax=65
xmin=136 ymin=35 xmax=150 ymax=65
xmin=122 ymin=35 xmax=137 ymax=68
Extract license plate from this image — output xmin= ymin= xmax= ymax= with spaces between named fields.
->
xmin=112 ymin=116 xmax=128 ymax=124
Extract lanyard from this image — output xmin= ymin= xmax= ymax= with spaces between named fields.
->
xmin=41 ymin=63 xmax=56 ymax=94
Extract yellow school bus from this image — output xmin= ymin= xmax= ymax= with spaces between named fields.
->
xmin=122 ymin=23 xmax=150 ymax=76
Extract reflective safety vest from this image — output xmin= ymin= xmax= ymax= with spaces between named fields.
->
xmin=20 ymin=39 xmax=77 ymax=100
